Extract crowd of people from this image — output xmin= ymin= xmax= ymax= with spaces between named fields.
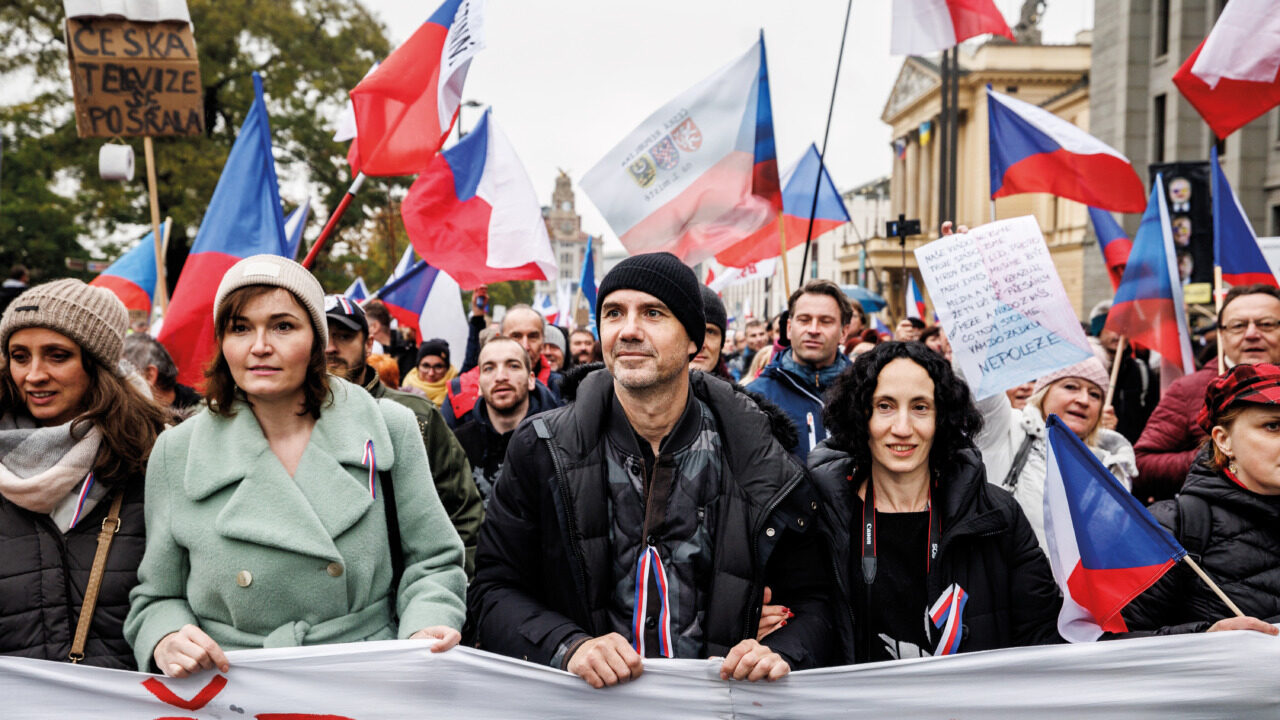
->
xmin=1 ymin=249 xmax=1277 ymax=689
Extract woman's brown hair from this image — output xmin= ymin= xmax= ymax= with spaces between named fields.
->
xmin=204 ymin=285 xmax=330 ymax=419
xmin=1206 ymin=405 xmax=1249 ymax=471
xmin=0 ymin=349 xmax=169 ymax=484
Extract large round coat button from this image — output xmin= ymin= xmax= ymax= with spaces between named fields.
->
xmin=236 ymin=570 xmax=253 ymax=587
xmin=327 ymin=562 xmax=344 ymax=577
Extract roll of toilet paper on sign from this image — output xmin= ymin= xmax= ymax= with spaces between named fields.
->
xmin=98 ymin=144 xmax=134 ymax=182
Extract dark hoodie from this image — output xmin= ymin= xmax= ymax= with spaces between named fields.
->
xmin=452 ymin=380 xmax=558 ymax=507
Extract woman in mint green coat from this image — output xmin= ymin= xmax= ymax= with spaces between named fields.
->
xmin=125 ymin=256 xmax=466 ymax=677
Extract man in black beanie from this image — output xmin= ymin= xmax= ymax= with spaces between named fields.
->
xmin=470 ymin=252 xmax=834 ymax=689
xmin=692 ymin=284 xmax=732 ymax=379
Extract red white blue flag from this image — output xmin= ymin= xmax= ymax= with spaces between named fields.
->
xmin=1043 ymin=415 xmax=1186 ymax=642
xmin=1172 ymin=0 xmax=1280 ymax=140
xmin=158 ymin=73 xmax=287 ymax=387
xmin=891 ymin=0 xmax=1013 ymax=56
xmin=581 ymin=34 xmax=781 ymax=265
xmin=348 ymin=0 xmax=485 ymax=176
xmin=906 ymin=275 xmax=926 ymax=320
xmin=1103 ymin=176 xmax=1195 ymax=376
xmin=91 ymin=227 xmax=162 ymax=314
xmin=1212 ymin=146 xmax=1278 ymax=287
xmin=988 ymin=87 xmax=1146 ymax=213
xmin=344 ymin=277 xmax=369 ymax=302
xmin=376 ymin=260 xmax=469 ymax=365
xmin=1087 ymin=207 xmax=1132 ymax=291
xmin=400 ymin=109 xmax=557 ymax=289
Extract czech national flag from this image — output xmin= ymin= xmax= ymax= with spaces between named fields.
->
xmin=1042 ymin=415 xmax=1186 ymax=641
xmin=282 ymin=200 xmax=311 ymax=260
xmin=890 ymin=0 xmax=1013 ymax=56
xmin=1087 ymin=207 xmax=1132 ymax=291
xmin=1212 ymin=147 xmax=1278 ymax=288
xmin=988 ymin=87 xmax=1147 ymax=213
xmin=1104 ymin=176 xmax=1195 ymax=376
xmin=715 ymin=143 xmax=851 ymax=268
xmin=377 ymin=260 xmax=470 ymax=363
xmin=906 ymin=274 xmax=926 ymax=320
xmin=348 ymin=0 xmax=485 ymax=176
xmin=1172 ymin=0 xmax=1280 ymax=140
xmin=581 ymin=34 xmax=781 ymax=265
xmin=344 ymin=277 xmax=369 ymax=302
xmin=158 ymin=73 xmax=287 ymax=388
xmin=872 ymin=315 xmax=892 ymax=338
xmin=90 ymin=228 xmax=161 ymax=314
xmin=400 ymin=109 xmax=557 ymax=290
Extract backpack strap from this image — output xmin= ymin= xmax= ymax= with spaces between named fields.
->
xmin=1002 ymin=434 xmax=1037 ymax=491
xmin=1174 ymin=493 xmax=1212 ymax=563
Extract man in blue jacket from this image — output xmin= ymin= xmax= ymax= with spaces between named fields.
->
xmin=748 ymin=279 xmax=854 ymax=463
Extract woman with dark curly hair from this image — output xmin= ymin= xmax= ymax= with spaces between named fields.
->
xmin=808 ymin=342 xmax=1061 ymax=663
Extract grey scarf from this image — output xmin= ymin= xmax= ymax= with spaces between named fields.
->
xmin=0 ymin=413 xmax=104 ymax=530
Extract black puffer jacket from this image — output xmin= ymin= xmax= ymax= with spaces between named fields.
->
xmin=1122 ymin=459 xmax=1280 ymax=634
xmin=468 ymin=369 xmax=834 ymax=668
xmin=808 ymin=443 xmax=1062 ymax=663
xmin=0 ymin=476 xmax=145 ymax=668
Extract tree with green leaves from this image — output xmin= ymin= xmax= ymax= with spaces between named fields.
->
xmin=0 ymin=0 xmax=400 ymax=288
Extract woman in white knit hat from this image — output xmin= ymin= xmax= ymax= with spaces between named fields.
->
xmin=973 ymin=357 xmax=1138 ymax=554
xmin=125 ymin=255 xmax=466 ymax=677
xmin=0 ymin=279 xmax=168 ymax=668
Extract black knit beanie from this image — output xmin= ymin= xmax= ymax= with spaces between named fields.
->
xmin=417 ymin=338 xmax=451 ymax=366
xmin=700 ymin=284 xmax=727 ymax=349
xmin=596 ymin=252 xmax=705 ymax=350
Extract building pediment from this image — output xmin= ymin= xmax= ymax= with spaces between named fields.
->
xmin=882 ymin=57 xmax=940 ymax=124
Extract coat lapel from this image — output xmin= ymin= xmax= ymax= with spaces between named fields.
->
xmin=181 ymin=379 xmax=395 ymax=561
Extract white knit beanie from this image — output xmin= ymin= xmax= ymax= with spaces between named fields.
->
xmin=0 ymin=279 xmax=128 ymax=371
xmin=212 ymin=255 xmax=328 ymax=348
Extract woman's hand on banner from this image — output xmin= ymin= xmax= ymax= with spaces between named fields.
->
xmin=566 ymin=632 xmax=644 ymax=689
xmin=1207 ymin=616 xmax=1278 ymax=635
xmin=410 ymin=626 xmax=462 ymax=652
xmin=154 ymin=624 xmax=230 ymax=678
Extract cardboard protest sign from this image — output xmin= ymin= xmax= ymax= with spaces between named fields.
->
xmin=915 ymin=215 xmax=1092 ymax=399
xmin=65 ymin=17 xmax=204 ymax=138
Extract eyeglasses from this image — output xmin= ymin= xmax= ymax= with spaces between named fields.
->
xmin=421 ymin=363 xmax=447 ymax=372
xmin=1222 ymin=318 xmax=1280 ymax=336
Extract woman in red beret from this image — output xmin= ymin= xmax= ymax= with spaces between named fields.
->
xmin=1121 ymin=363 xmax=1280 ymax=636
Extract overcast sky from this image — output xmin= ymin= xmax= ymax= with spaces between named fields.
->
xmin=360 ymin=0 xmax=1094 ymax=253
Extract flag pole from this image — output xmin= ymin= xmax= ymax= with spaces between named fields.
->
xmin=1104 ymin=335 xmax=1126 ymax=409
xmin=1181 ymin=555 xmax=1246 ymax=618
xmin=797 ymin=0 xmax=854 ymax=283
xmin=302 ymin=172 xmax=367 ymax=270
xmin=1215 ymin=265 xmax=1225 ymax=374
xmin=143 ymin=136 xmax=168 ymax=313
xmin=778 ymin=214 xmax=792 ymax=297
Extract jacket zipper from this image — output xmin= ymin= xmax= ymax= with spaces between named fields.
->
xmin=743 ymin=468 xmax=806 ymax=639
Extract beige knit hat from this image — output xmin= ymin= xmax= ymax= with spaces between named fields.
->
xmin=0 ymin=279 xmax=129 ymax=371
xmin=213 ymin=255 xmax=328 ymax=348
xmin=1032 ymin=356 xmax=1110 ymax=398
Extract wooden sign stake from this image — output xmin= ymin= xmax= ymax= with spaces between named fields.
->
xmin=144 ymin=136 xmax=168 ymax=313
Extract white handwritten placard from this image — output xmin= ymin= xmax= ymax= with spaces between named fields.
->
xmin=915 ymin=216 xmax=1092 ymax=399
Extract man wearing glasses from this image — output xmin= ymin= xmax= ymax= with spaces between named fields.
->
xmin=1134 ymin=284 xmax=1280 ymax=502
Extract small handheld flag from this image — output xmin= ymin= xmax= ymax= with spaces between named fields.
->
xmin=1212 ymin=146 xmax=1278 ymax=287
xmin=1042 ymin=415 xmax=1186 ymax=641
xmin=906 ymin=275 xmax=926 ymax=320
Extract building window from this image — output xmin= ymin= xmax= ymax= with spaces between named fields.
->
xmin=1271 ymin=204 xmax=1280 ymax=236
xmin=1153 ymin=94 xmax=1167 ymax=164
xmin=1155 ymin=0 xmax=1170 ymax=57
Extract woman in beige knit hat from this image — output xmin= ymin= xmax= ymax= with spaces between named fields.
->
xmin=973 ymin=357 xmax=1138 ymax=555
xmin=126 ymin=255 xmax=466 ymax=678
xmin=0 ymin=278 xmax=168 ymax=668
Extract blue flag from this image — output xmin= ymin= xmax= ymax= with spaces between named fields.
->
xmin=579 ymin=235 xmax=598 ymax=336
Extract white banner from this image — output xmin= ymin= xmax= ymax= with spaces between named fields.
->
xmin=709 ymin=258 xmax=779 ymax=293
xmin=2 ymin=631 xmax=1279 ymax=719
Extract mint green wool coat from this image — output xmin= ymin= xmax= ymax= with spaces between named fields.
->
xmin=125 ymin=378 xmax=466 ymax=670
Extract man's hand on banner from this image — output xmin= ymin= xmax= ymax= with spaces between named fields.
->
xmin=565 ymin=632 xmax=644 ymax=689
xmin=719 ymin=639 xmax=790 ymax=682
xmin=154 ymin=624 xmax=230 ymax=678
xmin=409 ymin=626 xmax=462 ymax=651
xmin=940 ymin=221 xmax=969 ymax=236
